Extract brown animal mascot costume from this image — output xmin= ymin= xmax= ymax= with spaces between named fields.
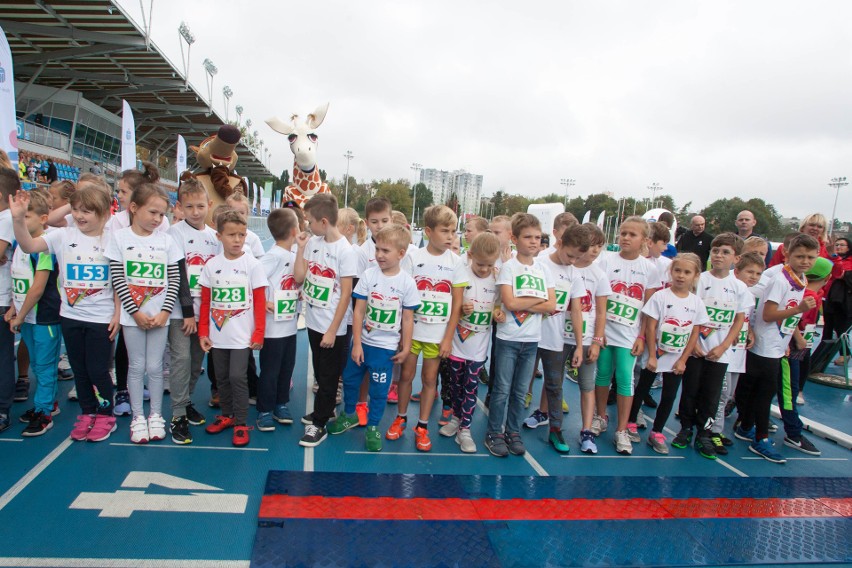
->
xmin=187 ymin=124 xmax=248 ymax=226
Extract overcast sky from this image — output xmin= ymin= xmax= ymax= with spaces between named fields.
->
xmin=117 ymin=1 xmax=852 ymax=222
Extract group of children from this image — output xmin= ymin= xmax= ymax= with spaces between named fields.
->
xmin=0 ymin=163 xmax=827 ymax=462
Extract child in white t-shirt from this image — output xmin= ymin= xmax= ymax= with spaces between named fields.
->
xmin=734 ymin=234 xmax=818 ymax=464
xmin=198 ymin=210 xmax=268 ymax=447
xmin=295 ymin=194 xmax=357 ymax=448
xmin=106 ymin=184 xmax=183 ymax=445
xmin=328 ymin=225 xmax=420 ymax=451
xmin=639 ymin=254 xmax=709 ymax=454
xmin=437 ymin=233 xmax=504 ymax=453
xmin=226 ymin=191 xmax=265 ymax=258
xmin=487 ymin=213 xmax=556 ymax=458
xmin=256 ymin=208 xmax=301 ymax=432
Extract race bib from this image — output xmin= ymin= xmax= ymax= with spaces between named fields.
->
xmin=416 ymin=290 xmax=451 ymax=324
xmin=459 ymin=299 xmax=494 ymax=333
xmin=366 ymin=296 xmax=401 ymax=332
xmin=554 ymin=282 xmax=573 ymax=313
xmin=211 ymin=276 xmax=250 ymax=310
xmin=513 ymin=269 xmax=547 ymax=299
xmin=735 ymin=320 xmax=749 ymax=349
xmin=802 ymin=324 xmax=817 ymax=349
xmin=11 ymin=275 xmax=30 ymax=306
xmin=779 ymin=314 xmax=801 ymax=336
xmin=303 ymin=271 xmax=334 ymax=309
xmin=659 ymin=321 xmax=691 ymax=354
xmin=125 ymin=249 xmax=167 ymax=288
xmin=563 ymin=312 xmax=592 ymax=342
xmin=187 ymin=264 xmax=204 ymax=298
xmin=704 ymin=297 xmax=735 ymax=330
xmin=65 ymin=261 xmax=109 ymax=290
xmin=273 ymin=289 xmax=299 ymax=322
xmin=605 ymin=292 xmax=642 ymax=327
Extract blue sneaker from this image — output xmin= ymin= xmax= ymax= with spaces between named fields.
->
xmin=273 ymin=404 xmax=293 ymax=424
xmin=0 ymin=413 xmax=9 ymax=433
xmin=749 ymin=438 xmax=786 ymax=464
xmin=256 ymin=412 xmax=275 ymax=432
xmin=580 ymin=429 xmax=598 ymax=454
xmin=734 ymin=425 xmax=755 ymax=442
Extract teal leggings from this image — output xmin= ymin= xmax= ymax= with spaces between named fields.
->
xmin=595 ymin=345 xmax=636 ymax=396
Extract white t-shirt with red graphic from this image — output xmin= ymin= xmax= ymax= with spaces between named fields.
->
xmin=301 ymin=235 xmax=358 ymax=336
xmin=353 ymin=266 xmax=421 ymax=351
xmin=451 ymin=265 xmax=499 ymax=362
xmin=108 ymin=210 xmax=170 ymax=233
xmin=261 ymin=245 xmax=300 ymax=339
xmin=168 ymin=220 xmax=219 ymax=321
xmin=597 ymin=251 xmax=660 ymax=349
xmin=696 ymin=271 xmax=752 ymax=364
xmin=566 ymin=263 xmax=613 ymax=347
xmin=537 ymin=255 xmax=585 ymax=352
xmin=43 ymin=227 xmax=115 ymax=323
xmin=750 ymin=265 xmax=806 ymax=358
xmin=402 ymin=247 xmax=463 ymax=344
xmin=727 ymin=287 xmax=756 ymax=374
xmin=200 ymin=252 xmax=268 ymax=349
xmin=105 ymin=227 xmax=183 ymax=327
xmin=495 ymin=257 xmax=555 ymax=343
xmin=642 ymin=287 xmax=709 ymax=373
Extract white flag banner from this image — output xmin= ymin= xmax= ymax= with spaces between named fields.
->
xmin=176 ymin=134 xmax=187 ymax=178
xmin=0 ymin=26 xmax=18 ymax=171
xmin=120 ymin=99 xmax=136 ymax=172
xmin=260 ymin=196 xmax=271 ymax=217
xmin=596 ymin=210 xmax=606 ymax=229
xmin=582 ymin=210 xmax=591 ymax=224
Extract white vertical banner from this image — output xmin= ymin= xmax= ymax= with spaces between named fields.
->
xmin=260 ymin=196 xmax=271 ymax=217
xmin=596 ymin=210 xmax=606 ymax=229
xmin=0 ymin=25 xmax=18 ymax=171
xmin=176 ymin=134 xmax=187 ymax=178
xmin=120 ymin=99 xmax=136 ymax=172
xmin=252 ymin=182 xmax=259 ymax=214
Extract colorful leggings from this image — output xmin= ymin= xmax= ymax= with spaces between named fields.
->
xmin=447 ymin=357 xmax=484 ymax=429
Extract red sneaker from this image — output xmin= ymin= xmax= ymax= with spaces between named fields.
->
xmin=232 ymin=425 xmax=250 ymax=447
xmin=438 ymin=407 xmax=453 ymax=426
xmin=205 ymin=415 xmax=235 ymax=434
xmin=414 ymin=425 xmax=432 ymax=452
xmin=387 ymin=384 xmax=399 ymax=404
xmin=385 ymin=416 xmax=406 ymax=440
xmin=355 ymin=402 xmax=368 ymax=427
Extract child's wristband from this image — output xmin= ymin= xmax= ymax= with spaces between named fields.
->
xmin=592 ymin=336 xmax=605 ymax=346
xmin=637 ymin=336 xmax=645 ymax=342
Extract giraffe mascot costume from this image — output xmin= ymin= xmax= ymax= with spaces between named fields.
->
xmin=266 ymin=103 xmax=330 ymax=207
xmin=187 ymin=124 xmax=248 ymax=226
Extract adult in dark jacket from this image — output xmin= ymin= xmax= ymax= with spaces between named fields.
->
xmin=811 ymin=237 xmax=852 ymax=371
xmin=46 ymin=159 xmax=57 ymax=183
xmin=676 ymin=215 xmax=713 ymax=270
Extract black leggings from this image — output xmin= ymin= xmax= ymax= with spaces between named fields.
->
xmin=115 ymin=329 xmax=128 ymax=392
xmin=63 ymin=318 xmax=114 ymax=415
xmin=630 ymin=367 xmax=681 ymax=433
xmin=679 ymin=357 xmax=727 ymax=433
xmin=735 ymin=351 xmax=780 ymax=440
xmin=308 ymin=329 xmax=348 ymax=427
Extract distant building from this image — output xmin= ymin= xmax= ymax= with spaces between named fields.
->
xmin=420 ymin=167 xmax=483 ymax=216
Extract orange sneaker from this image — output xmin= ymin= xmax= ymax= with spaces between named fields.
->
xmin=355 ymin=402 xmax=368 ymax=427
xmin=232 ymin=425 xmax=250 ymax=447
xmin=385 ymin=416 xmax=407 ymax=440
xmin=414 ymin=425 xmax=432 ymax=452
xmin=205 ymin=415 xmax=235 ymax=434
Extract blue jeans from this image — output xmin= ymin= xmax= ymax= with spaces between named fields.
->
xmin=488 ymin=338 xmax=538 ymax=434
xmin=0 ymin=306 xmax=14 ymax=414
xmin=342 ymin=342 xmax=394 ymax=426
xmin=20 ymin=323 xmax=61 ymax=414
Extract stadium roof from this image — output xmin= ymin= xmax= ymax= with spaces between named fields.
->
xmin=0 ymin=0 xmax=272 ymax=178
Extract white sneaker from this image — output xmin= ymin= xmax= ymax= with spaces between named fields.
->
xmin=590 ymin=414 xmax=608 ymax=436
xmin=456 ymin=428 xmax=477 ymax=453
xmin=439 ymin=416 xmax=460 ymax=437
xmin=636 ymin=408 xmax=648 ymax=429
xmin=796 ymin=393 xmax=805 ymax=406
xmin=130 ymin=415 xmax=149 ymax=444
xmin=148 ymin=413 xmax=166 ymax=441
xmin=58 ymin=353 xmax=71 ymax=371
xmin=614 ymin=429 xmax=633 ymax=455
xmin=67 ymin=386 xmax=77 ymax=401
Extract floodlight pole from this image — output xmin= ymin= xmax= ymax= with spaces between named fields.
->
xmin=829 ymin=176 xmax=848 ymax=237
xmin=411 ymin=162 xmax=422 ymax=226
xmin=343 ymin=150 xmax=354 ymax=208
xmin=560 ymin=178 xmax=575 ymax=208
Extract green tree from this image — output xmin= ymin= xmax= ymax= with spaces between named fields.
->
xmin=446 ymin=191 xmax=459 ymax=215
xmin=413 ymin=183 xmax=433 ymax=225
xmin=503 ymin=193 xmax=531 ymax=216
xmin=373 ymin=178 xmax=413 ymax=220
xmin=491 ymin=190 xmax=506 ymax=216
xmin=279 ymin=169 xmax=290 ymax=187
xmin=700 ymin=197 xmax=784 ymax=239
xmin=319 ymin=169 xmax=327 ymax=183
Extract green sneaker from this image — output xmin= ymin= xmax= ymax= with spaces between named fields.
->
xmin=365 ymin=425 xmax=382 ymax=452
xmin=328 ymin=413 xmax=359 ymax=435
xmin=548 ymin=430 xmax=571 ymax=454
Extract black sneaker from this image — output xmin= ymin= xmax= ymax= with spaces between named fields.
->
xmin=170 ymin=416 xmax=192 ymax=445
xmin=22 ymin=412 xmax=53 ymax=437
xmin=0 ymin=414 xmax=9 ymax=433
xmin=299 ymin=424 xmax=327 ymax=447
xmin=724 ymin=399 xmax=735 ymax=417
xmin=784 ymin=435 xmax=821 ymax=456
xmin=710 ymin=434 xmax=729 ymax=455
xmin=301 ymin=413 xmax=314 ymax=425
xmin=478 ymin=367 xmax=490 ymax=386
xmin=671 ymin=428 xmax=692 ymax=449
xmin=484 ymin=431 xmax=509 ymax=457
xmin=13 ymin=378 xmax=29 ymax=402
xmin=185 ymin=404 xmax=206 ymax=426
xmin=642 ymin=393 xmax=658 ymax=409
xmin=695 ymin=435 xmax=717 ymax=459
xmin=718 ymin=433 xmax=734 ymax=446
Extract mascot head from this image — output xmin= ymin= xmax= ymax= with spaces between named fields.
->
xmin=266 ymin=103 xmax=329 ymax=172
xmin=191 ymin=124 xmax=241 ymax=171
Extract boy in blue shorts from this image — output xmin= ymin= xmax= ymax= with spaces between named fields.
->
xmin=329 ymin=225 xmax=420 ymax=450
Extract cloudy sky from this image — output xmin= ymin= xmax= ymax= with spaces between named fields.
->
xmin=117 ymin=1 xmax=852 ymax=221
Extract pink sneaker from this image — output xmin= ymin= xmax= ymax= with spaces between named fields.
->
xmin=387 ymin=384 xmax=399 ymax=404
xmin=70 ymin=414 xmax=95 ymax=441
xmin=87 ymin=414 xmax=117 ymax=442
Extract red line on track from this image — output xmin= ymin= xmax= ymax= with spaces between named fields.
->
xmin=259 ymin=495 xmax=850 ymax=521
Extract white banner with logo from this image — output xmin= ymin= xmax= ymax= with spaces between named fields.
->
xmin=176 ymin=134 xmax=187 ymax=178
xmin=120 ymin=99 xmax=136 ymax=172
xmin=260 ymin=196 xmax=271 ymax=217
xmin=0 ymin=26 xmax=18 ymax=171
